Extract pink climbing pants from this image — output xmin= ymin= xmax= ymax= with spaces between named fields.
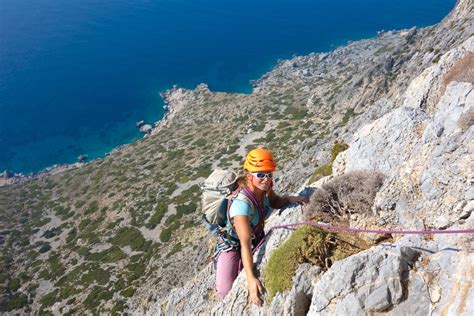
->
xmin=215 ymin=249 xmax=241 ymax=299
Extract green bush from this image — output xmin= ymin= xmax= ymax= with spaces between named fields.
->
xmin=42 ymin=227 xmax=61 ymax=239
xmin=166 ymin=149 xmax=185 ymax=160
xmin=120 ymin=287 xmax=135 ymax=298
xmin=5 ymin=293 xmax=28 ymax=311
xmin=77 ymin=246 xmax=90 ymax=257
xmin=74 ymin=199 xmax=86 ymax=209
xmin=168 ymin=242 xmax=183 ymax=256
xmin=284 ymin=106 xmax=307 ymax=120
xmin=84 ymin=200 xmax=99 ymax=215
xmin=173 ymin=187 xmax=197 ymax=205
xmin=81 ymin=267 xmax=110 ymax=286
xmin=40 ymin=289 xmax=59 ymax=307
xmin=176 ymin=203 xmax=197 ymax=216
xmin=308 ymin=141 xmax=348 ymax=184
xmin=58 ymin=286 xmax=80 ymax=300
xmin=83 ymin=286 xmax=113 ymax=310
xmin=194 ymin=163 xmax=212 ymax=178
xmin=111 ymin=300 xmax=125 ymax=315
xmin=55 ymin=263 xmax=89 ymax=287
xmin=159 ymin=228 xmax=172 ymax=243
xmin=65 ymin=228 xmax=77 ymax=244
xmin=341 ymin=108 xmax=359 ymax=125
xmin=148 ymin=201 xmax=168 ymax=227
xmin=87 ymin=246 xmax=127 ymax=263
xmin=127 ymin=262 xmax=145 ymax=281
xmin=163 ymin=182 xmax=178 ymax=195
xmin=38 ymin=269 xmax=51 ymax=280
xmin=111 ymin=227 xmax=145 ymax=252
xmin=9 ymin=278 xmax=21 ymax=292
xmin=78 ymin=218 xmax=92 ymax=231
xmin=193 ymin=138 xmax=206 ymax=147
xmin=38 ymin=244 xmax=51 ymax=253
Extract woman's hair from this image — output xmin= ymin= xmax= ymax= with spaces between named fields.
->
xmin=236 ymin=171 xmax=250 ymax=188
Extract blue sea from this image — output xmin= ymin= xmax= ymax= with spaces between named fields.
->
xmin=0 ymin=0 xmax=456 ymax=174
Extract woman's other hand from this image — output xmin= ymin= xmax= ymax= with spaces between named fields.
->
xmin=248 ymin=276 xmax=263 ymax=306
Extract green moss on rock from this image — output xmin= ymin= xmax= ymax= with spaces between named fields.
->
xmin=263 ymin=226 xmax=334 ymax=301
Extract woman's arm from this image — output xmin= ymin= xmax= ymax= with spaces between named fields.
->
xmin=233 ymin=215 xmax=263 ymax=306
xmin=268 ymin=190 xmax=309 ymax=209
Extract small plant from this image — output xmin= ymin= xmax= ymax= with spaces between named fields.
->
xmin=341 ymin=108 xmax=359 ymax=125
xmin=168 ymin=242 xmax=183 ymax=256
xmin=457 ymin=106 xmax=474 ymax=132
xmin=441 ymin=53 xmax=474 ymax=96
xmin=307 ymin=170 xmax=385 ymax=219
xmin=308 ymin=141 xmax=348 ymax=184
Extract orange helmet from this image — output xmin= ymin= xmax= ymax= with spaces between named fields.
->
xmin=243 ymin=147 xmax=276 ymax=172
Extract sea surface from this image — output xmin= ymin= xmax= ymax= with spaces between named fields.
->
xmin=0 ymin=0 xmax=456 ymax=174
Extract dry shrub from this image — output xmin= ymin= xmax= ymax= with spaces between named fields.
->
xmin=307 ymin=170 xmax=385 ymax=219
xmin=441 ymin=52 xmax=474 ymax=96
xmin=458 ymin=106 xmax=474 ymax=132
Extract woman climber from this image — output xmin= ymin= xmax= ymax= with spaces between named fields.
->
xmin=214 ymin=147 xmax=308 ymax=305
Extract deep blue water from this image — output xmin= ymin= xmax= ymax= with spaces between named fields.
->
xmin=0 ymin=0 xmax=456 ymax=174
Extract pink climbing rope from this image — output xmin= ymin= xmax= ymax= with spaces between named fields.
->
xmin=253 ymin=221 xmax=474 ymax=253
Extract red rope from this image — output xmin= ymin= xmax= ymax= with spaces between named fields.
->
xmin=253 ymin=221 xmax=474 ymax=253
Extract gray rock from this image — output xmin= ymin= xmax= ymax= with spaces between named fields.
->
xmin=140 ymin=124 xmax=153 ymax=134
xmin=309 ymin=246 xmax=419 ymax=314
xmin=1 ymin=169 xmax=13 ymax=179
xmin=270 ymin=263 xmax=321 ymax=315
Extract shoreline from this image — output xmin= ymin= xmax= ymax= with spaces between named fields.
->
xmin=0 ymin=21 xmax=444 ymax=187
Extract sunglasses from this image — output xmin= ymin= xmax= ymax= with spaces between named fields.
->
xmin=251 ymin=172 xmax=273 ymax=179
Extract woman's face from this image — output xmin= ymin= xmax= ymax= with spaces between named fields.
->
xmin=247 ymin=172 xmax=272 ymax=192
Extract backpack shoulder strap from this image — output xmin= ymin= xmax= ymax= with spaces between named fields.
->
xmin=226 ymin=188 xmax=242 ymax=227
xmin=239 ymin=188 xmax=265 ymax=230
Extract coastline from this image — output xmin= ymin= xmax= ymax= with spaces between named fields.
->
xmin=0 ymin=84 xmax=191 ymax=187
xmin=0 ymin=22 xmax=453 ymax=187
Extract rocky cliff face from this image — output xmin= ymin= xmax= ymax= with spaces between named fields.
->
xmin=143 ymin=2 xmax=473 ymax=315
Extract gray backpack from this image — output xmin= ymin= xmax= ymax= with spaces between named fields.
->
xmin=200 ymin=169 xmax=239 ymax=234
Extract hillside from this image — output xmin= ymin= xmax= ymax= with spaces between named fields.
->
xmin=0 ymin=0 xmax=472 ymax=314
xmin=148 ymin=35 xmax=473 ymax=315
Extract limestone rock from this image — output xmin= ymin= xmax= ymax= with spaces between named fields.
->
xmin=139 ymin=124 xmax=153 ymax=134
xmin=309 ymin=246 xmax=420 ymax=314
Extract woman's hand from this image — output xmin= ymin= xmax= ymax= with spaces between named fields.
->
xmin=248 ymin=276 xmax=263 ymax=306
